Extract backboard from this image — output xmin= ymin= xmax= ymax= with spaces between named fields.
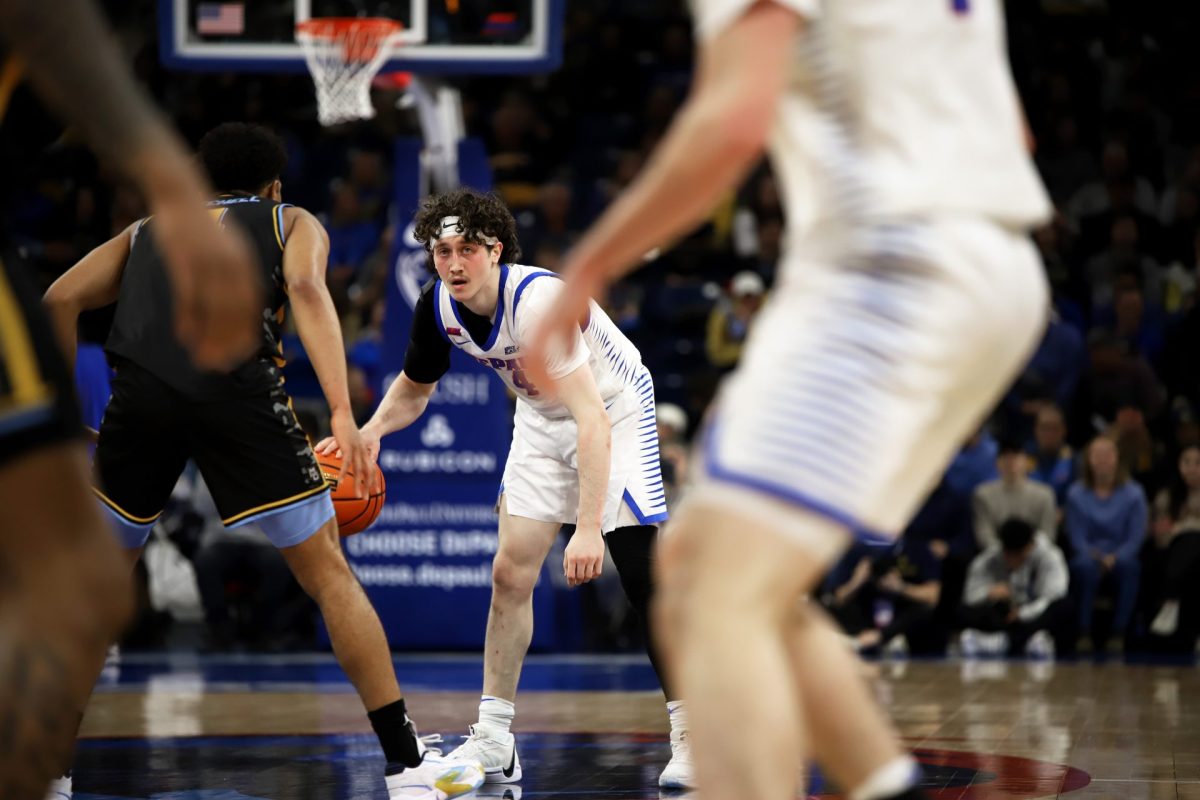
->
xmin=160 ymin=0 xmax=562 ymax=74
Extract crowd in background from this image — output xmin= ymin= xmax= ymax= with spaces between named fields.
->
xmin=3 ymin=0 xmax=1200 ymax=657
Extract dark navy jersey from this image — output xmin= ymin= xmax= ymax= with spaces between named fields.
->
xmin=105 ymin=194 xmax=290 ymax=398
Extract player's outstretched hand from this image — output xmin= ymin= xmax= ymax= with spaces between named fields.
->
xmin=328 ymin=411 xmax=381 ymax=499
xmin=154 ymin=197 xmax=263 ymax=371
xmin=564 ymin=525 xmax=605 ymax=588
xmin=525 ymin=268 xmax=599 ymax=393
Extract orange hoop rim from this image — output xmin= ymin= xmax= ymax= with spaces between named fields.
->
xmin=295 ymin=17 xmax=403 ymax=40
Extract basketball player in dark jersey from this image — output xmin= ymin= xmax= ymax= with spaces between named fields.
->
xmin=43 ymin=122 xmax=485 ymax=800
xmin=0 ymin=1 xmax=261 ymax=797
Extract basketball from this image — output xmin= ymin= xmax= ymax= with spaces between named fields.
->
xmin=315 ymin=452 xmax=386 ymax=536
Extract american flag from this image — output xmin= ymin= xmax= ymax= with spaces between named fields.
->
xmin=196 ymin=3 xmax=245 ymax=35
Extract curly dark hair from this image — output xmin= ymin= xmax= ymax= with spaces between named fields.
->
xmin=412 ymin=188 xmax=522 ymax=263
xmin=198 ymin=122 xmax=287 ymax=194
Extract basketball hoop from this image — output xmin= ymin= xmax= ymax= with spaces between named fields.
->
xmin=296 ymin=17 xmax=404 ymax=127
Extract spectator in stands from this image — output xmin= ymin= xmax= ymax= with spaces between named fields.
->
xmin=345 ymin=148 xmax=389 ymax=224
xmin=1160 ymin=195 xmax=1199 ymax=300
xmin=324 ymin=180 xmax=382 ymax=316
xmin=960 ymin=519 xmax=1071 ymax=658
xmin=904 ymin=478 xmax=976 ymax=632
xmin=1074 ymin=330 xmax=1167 ymax=437
xmin=1148 ymin=445 xmax=1200 ymax=637
xmin=826 ymin=534 xmax=941 ymax=656
xmin=517 ymin=180 xmax=575 ymax=258
xmin=1160 ymin=255 xmax=1200 ymax=406
xmin=1005 ymin=310 xmax=1084 ymax=436
xmin=1035 ymin=116 xmax=1095 ymax=207
xmin=655 ymin=403 xmax=690 ymax=510
xmin=945 ymin=426 xmax=1000 ymax=499
xmin=1067 ymin=141 xmax=1158 ymax=223
xmin=1029 ymin=405 xmax=1076 ymax=506
xmin=488 ymin=96 xmax=550 ymax=208
xmin=731 ymin=172 xmax=781 ymax=260
xmin=1096 ymin=279 xmax=1167 ymax=365
xmin=1084 ymin=215 xmax=1162 ymax=313
xmin=973 ymin=437 xmax=1058 ymax=552
xmin=705 ymin=270 xmax=764 ymax=369
xmin=1066 ymin=435 xmax=1147 ymax=645
xmin=1106 ymin=405 xmax=1164 ymax=494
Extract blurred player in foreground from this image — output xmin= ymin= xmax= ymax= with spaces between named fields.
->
xmin=533 ymin=1 xmax=1051 ymax=798
xmin=44 ymin=123 xmax=485 ymax=800
xmin=0 ymin=0 xmax=260 ymax=797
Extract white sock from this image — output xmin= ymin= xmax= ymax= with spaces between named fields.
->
xmin=666 ymin=700 xmax=687 ymax=736
xmin=478 ymin=695 xmax=515 ymax=736
xmin=849 ymin=756 xmax=919 ymax=800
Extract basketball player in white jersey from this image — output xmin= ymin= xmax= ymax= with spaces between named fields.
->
xmin=533 ymin=1 xmax=1052 ymax=799
xmin=316 ymin=188 xmax=692 ymax=789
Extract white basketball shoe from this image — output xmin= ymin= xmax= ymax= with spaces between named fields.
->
xmin=44 ymin=775 xmax=71 ymax=800
xmin=444 ymin=724 xmax=522 ymax=784
xmin=658 ymin=728 xmax=694 ymax=789
xmin=386 ymin=730 xmax=485 ymax=800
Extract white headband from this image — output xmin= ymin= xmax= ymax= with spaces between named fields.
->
xmin=435 ymin=216 xmax=498 ymax=246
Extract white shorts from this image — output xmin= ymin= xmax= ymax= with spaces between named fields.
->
xmin=695 ymin=216 xmax=1049 ymax=545
xmin=501 ymin=367 xmax=669 ymax=532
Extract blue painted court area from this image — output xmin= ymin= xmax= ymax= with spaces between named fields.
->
xmin=95 ymin=653 xmax=663 ymax=693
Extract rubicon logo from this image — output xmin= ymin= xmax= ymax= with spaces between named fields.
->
xmin=420 ymin=414 xmax=456 ymax=448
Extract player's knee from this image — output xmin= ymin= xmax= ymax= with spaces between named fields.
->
xmin=491 ymin=553 xmax=538 ymax=600
xmin=285 ymin=524 xmax=357 ymax=604
xmin=296 ymin=555 xmax=356 ymax=606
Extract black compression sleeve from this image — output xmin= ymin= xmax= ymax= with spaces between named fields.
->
xmin=402 ymin=281 xmax=451 ymax=384
xmin=607 ymin=525 xmax=676 ymax=701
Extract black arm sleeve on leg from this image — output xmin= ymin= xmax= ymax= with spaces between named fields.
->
xmin=606 ymin=525 xmax=675 ymax=700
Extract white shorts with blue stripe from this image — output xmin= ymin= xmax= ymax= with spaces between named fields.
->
xmin=696 ymin=216 xmax=1048 ymax=546
xmin=501 ymin=367 xmax=669 ymax=532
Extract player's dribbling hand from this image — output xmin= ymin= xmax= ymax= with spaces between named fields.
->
xmin=315 ymin=426 xmax=381 ymax=461
xmin=327 ymin=411 xmax=381 ymax=499
xmin=154 ymin=199 xmax=263 ymax=371
xmin=564 ymin=525 xmax=605 ymax=588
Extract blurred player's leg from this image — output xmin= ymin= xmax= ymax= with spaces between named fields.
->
xmin=657 ymin=501 xmax=829 ymax=800
xmin=0 ymin=443 xmax=132 ymax=800
xmin=445 ymin=496 xmax=560 ymax=783
xmin=786 ymin=606 xmax=917 ymax=797
xmin=281 ymin=517 xmax=483 ymax=798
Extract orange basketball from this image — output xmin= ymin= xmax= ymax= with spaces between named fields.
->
xmin=316 ymin=452 xmax=386 ymax=536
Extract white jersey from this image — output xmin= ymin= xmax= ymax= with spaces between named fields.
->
xmin=690 ymin=0 xmax=1052 ymax=234
xmin=432 ymin=263 xmax=669 ymax=528
xmin=432 ymin=263 xmax=647 ymax=420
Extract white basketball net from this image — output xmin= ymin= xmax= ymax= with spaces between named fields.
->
xmin=296 ymin=18 xmax=402 ymax=127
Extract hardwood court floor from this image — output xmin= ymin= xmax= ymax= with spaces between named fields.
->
xmin=76 ymin=654 xmax=1200 ymax=799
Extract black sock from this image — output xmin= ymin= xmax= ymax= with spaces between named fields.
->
xmin=367 ymin=698 xmax=422 ymax=770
